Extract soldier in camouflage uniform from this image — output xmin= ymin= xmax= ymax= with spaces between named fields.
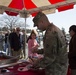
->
xmin=32 ymin=12 xmax=68 ymax=75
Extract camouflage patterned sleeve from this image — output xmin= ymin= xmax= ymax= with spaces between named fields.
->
xmin=35 ymin=31 xmax=59 ymax=68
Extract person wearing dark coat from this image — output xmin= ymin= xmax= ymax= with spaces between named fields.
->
xmin=68 ymin=25 xmax=76 ymax=75
xmin=9 ymin=27 xmax=22 ymax=59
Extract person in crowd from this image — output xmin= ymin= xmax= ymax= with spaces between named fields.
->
xmin=68 ymin=25 xmax=76 ymax=75
xmin=9 ymin=27 xmax=22 ymax=59
xmin=0 ymin=31 xmax=5 ymax=52
xmin=31 ymin=12 xmax=68 ymax=75
xmin=27 ymin=30 xmax=43 ymax=59
xmin=4 ymin=30 xmax=10 ymax=55
xmin=9 ymin=28 xmax=16 ymax=56
xmin=9 ymin=28 xmax=16 ymax=41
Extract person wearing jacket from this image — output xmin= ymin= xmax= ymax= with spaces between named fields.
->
xmin=68 ymin=25 xmax=76 ymax=75
xmin=9 ymin=27 xmax=22 ymax=59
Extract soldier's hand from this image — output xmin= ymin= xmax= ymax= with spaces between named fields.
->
xmin=32 ymin=49 xmax=38 ymax=53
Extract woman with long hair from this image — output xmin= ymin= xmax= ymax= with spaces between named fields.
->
xmin=28 ymin=30 xmax=39 ymax=58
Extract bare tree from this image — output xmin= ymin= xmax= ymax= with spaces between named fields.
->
xmin=0 ymin=14 xmax=23 ymax=31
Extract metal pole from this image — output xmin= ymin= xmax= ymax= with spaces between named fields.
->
xmin=22 ymin=0 xmax=28 ymax=59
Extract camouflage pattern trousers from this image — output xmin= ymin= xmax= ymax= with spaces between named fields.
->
xmin=45 ymin=66 xmax=68 ymax=75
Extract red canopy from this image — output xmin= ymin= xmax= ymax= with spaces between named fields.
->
xmin=0 ymin=0 xmax=76 ymax=17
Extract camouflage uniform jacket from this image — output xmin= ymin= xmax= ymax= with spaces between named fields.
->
xmin=36 ymin=23 xmax=68 ymax=75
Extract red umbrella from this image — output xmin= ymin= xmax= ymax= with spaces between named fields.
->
xmin=0 ymin=0 xmax=76 ymax=17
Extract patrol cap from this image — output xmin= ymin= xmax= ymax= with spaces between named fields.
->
xmin=33 ymin=12 xmax=45 ymax=27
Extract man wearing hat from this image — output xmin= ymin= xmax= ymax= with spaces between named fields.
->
xmin=32 ymin=12 xmax=68 ymax=75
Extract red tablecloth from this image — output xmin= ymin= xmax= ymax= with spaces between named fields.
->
xmin=7 ymin=62 xmax=45 ymax=75
xmin=4 ymin=63 xmax=70 ymax=75
xmin=67 ymin=66 xmax=71 ymax=75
